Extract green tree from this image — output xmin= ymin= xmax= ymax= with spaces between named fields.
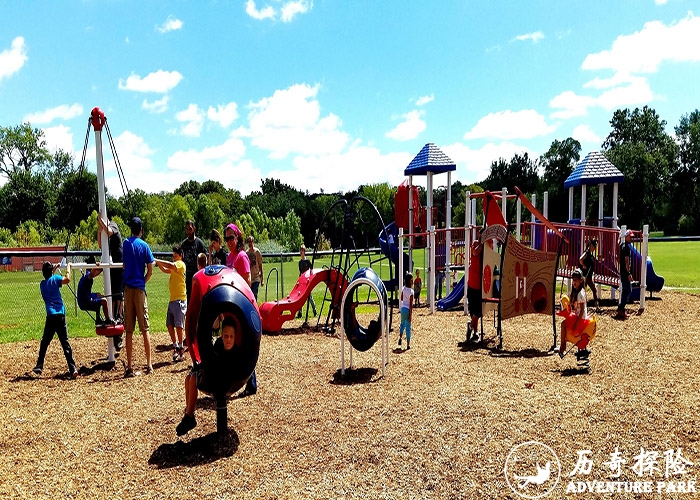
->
xmin=539 ymin=138 xmax=581 ymax=223
xmin=602 ymin=106 xmax=678 ymax=230
xmin=0 ymin=171 xmax=53 ymax=231
xmin=54 ymin=171 xmax=99 ymax=230
xmin=359 ymin=182 xmax=395 ymax=230
xmin=141 ymin=194 xmax=167 ymax=244
xmin=0 ymin=227 xmax=17 ymax=247
xmin=174 ymin=180 xmax=202 ymax=199
xmin=0 ymin=123 xmax=52 ymax=176
xmin=671 ymin=110 xmax=700 ymax=234
xmin=163 ymin=195 xmax=193 ymax=245
xmin=14 ymin=220 xmax=42 ymax=247
xmin=194 ymin=194 xmax=226 ymax=238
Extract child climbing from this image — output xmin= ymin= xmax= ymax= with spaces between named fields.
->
xmin=398 ymin=273 xmax=414 ymax=350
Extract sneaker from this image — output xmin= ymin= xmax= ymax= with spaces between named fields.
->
xmin=124 ymin=367 xmax=135 ymax=378
xmin=145 ymin=365 xmax=154 ymax=375
xmin=575 ymin=349 xmax=590 ymax=361
xmin=176 ymin=413 xmax=197 ymax=436
xmin=105 ymin=317 xmax=116 ymax=326
xmin=32 ymin=366 xmax=42 ymax=375
xmin=71 ymin=370 xmax=79 ymax=379
xmin=398 ymin=336 xmax=402 ymax=346
xmin=406 ymin=343 xmax=411 ymax=350
xmin=177 ymin=347 xmax=185 ymax=361
xmin=172 ymin=349 xmax=180 ymax=362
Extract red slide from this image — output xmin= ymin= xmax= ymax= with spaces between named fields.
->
xmin=260 ymin=268 xmax=347 ymax=333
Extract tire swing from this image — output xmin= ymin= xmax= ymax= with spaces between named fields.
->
xmin=186 ymin=265 xmax=262 ymax=434
xmin=340 ymin=267 xmax=389 ymax=377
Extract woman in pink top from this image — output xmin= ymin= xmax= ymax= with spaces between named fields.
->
xmin=223 ymin=223 xmax=257 ymax=395
xmin=224 ymin=223 xmax=251 ymax=286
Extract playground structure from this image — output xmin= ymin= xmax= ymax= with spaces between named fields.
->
xmin=259 ymin=196 xmax=393 ymax=376
xmin=394 ymin=144 xmax=664 ymax=351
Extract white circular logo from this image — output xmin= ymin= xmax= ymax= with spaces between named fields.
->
xmin=504 ymin=441 xmax=561 ymax=499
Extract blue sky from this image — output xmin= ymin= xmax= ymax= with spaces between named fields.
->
xmin=1 ymin=1 xmax=699 ymax=197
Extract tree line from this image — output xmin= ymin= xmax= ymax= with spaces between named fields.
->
xmin=1 ymin=105 xmax=699 ymax=252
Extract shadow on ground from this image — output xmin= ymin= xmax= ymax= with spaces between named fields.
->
xmin=149 ymin=429 xmax=240 ymax=469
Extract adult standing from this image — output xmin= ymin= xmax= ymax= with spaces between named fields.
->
xmin=224 ymin=223 xmax=257 ymax=395
xmin=181 ymin=220 xmax=207 ymax=303
xmin=97 ymin=214 xmax=124 ymax=350
xmin=123 ymin=217 xmax=155 ymax=377
xmin=615 ymin=230 xmax=634 ymax=320
xmin=246 ymin=235 xmax=264 ymax=301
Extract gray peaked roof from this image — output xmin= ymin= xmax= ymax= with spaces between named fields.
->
xmin=564 ymin=151 xmax=624 ymax=188
xmin=404 ymin=143 xmax=457 ymax=176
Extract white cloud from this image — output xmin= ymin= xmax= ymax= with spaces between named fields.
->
xmin=42 ymin=125 xmax=75 ymax=155
xmin=597 ymin=78 xmax=654 ymax=111
xmin=99 ymin=131 xmax=157 ymax=196
xmin=572 ymin=125 xmax=602 ymax=145
xmin=245 ymin=0 xmax=276 ymax=20
xmin=415 ymin=94 xmax=435 ymax=106
xmin=655 ymin=0 xmax=668 ymax=4
xmin=582 ymin=13 xmax=700 ymax=75
xmin=443 ymin=141 xmax=538 ymax=184
xmin=270 ymin=145 xmax=412 ymax=195
xmin=281 ymin=0 xmax=313 ymax=22
xmin=385 ymin=110 xmax=426 ymax=141
xmin=176 ymin=104 xmax=205 ymax=137
xmin=0 ymin=36 xmax=27 ymax=82
xmin=241 ymin=83 xmax=350 ymax=159
xmin=514 ymin=31 xmax=544 ymax=43
xmin=245 ymin=0 xmax=312 ymax=22
xmin=167 ymin=138 xmax=256 ymax=193
xmin=156 ymin=15 xmax=183 ymax=34
xmin=24 ymin=103 xmax=84 ymax=124
xmin=464 ymin=109 xmax=556 ymax=140
xmin=549 ymin=91 xmax=596 ymax=120
xmin=118 ymin=70 xmax=183 ymax=93
xmin=207 ymin=103 xmax=239 ymax=128
xmin=142 ymin=96 xmax=170 ymax=114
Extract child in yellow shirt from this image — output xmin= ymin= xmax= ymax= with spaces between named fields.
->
xmin=155 ymin=245 xmax=187 ymax=361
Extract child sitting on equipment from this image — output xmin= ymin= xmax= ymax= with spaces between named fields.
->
xmin=176 ymin=316 xmax=240 ymax=436
xmin=77 ymin=256 xmax=114 ymax=327
xmin=556 ymin=269 xmax=594 ymax=363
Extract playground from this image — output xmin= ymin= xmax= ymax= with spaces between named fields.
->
xmin=1 ymin=289 xmax=699 ymax=499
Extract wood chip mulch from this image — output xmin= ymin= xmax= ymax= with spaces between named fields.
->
xmin=1 ymin=290 xmax=699 ymax=499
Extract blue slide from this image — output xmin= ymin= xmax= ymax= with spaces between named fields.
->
xmin=378 ymin=222 xmax=411 ymax=290
xmin=630 ymin=246 xmax=664 ymax=301
xmin=437 ymin=275 xmax=465 ymax=311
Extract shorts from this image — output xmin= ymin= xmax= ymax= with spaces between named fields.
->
xmin=167 ymin=300 xmax=187 ymax=328
xmin=467 ymin=286 xmax=482 ymax=318
xmin=124 ymin=285 xmax=149 ymax=333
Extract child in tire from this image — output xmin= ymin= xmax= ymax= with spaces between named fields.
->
xmin=176 ymin=315 xmax=240 ymax=436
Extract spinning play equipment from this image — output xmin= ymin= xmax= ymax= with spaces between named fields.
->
xmin=340 ymin=267 xmax=389 ymax=376
xmin=186 ymin=265 xmax=261 ymax=434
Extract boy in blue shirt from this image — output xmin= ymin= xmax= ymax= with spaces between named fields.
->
xmin=33 ymin=261 xmax=78 ymax=378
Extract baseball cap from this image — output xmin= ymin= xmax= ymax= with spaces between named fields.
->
xmin=129 ymin=217 xmax=143 ymax=233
